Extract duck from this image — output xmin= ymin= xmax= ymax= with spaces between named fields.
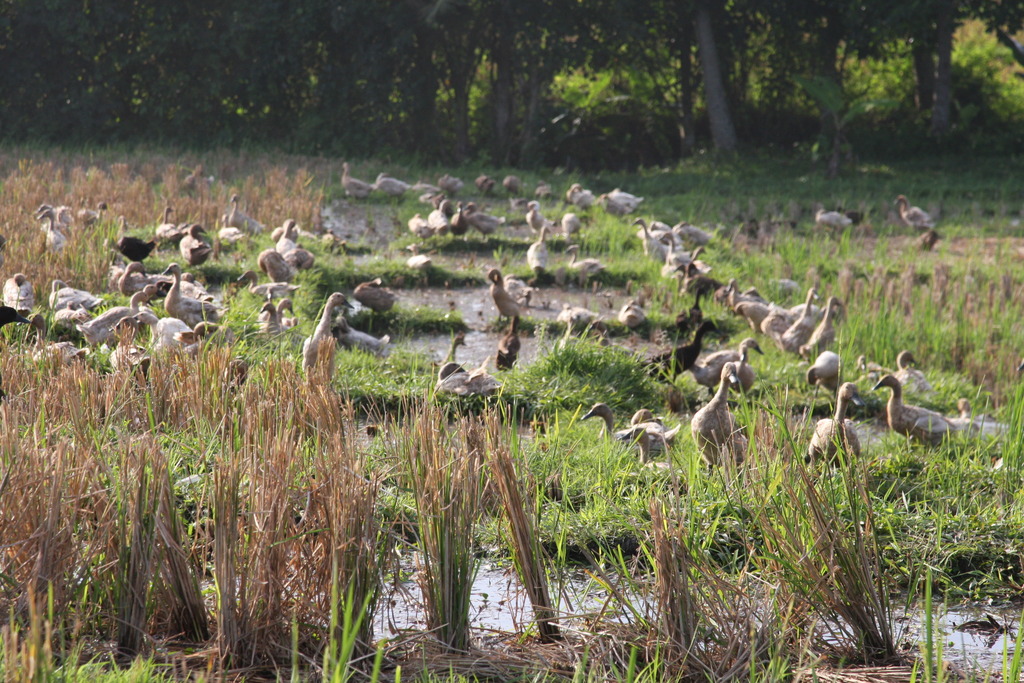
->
xmin=759 ymin=303 xmax=796 ymax=341
xmin=691 ymin=362 xmax=747 ymax=465
xmin=806 ymin=351 xmax=841 ymax=393
xmin=406 ymin=244 xmax=432 ymax=270
xmin=464 ymin=202 xmax=504 ymax=234
xmin=502 ymin=175 xmax=522 ymax=195
xmin=814 ymin=208 xmax=853 ymax=230
xmin=372 ymin=173 xmax=410 ymax=197
xmin=333 ymin=307 xmax=390 ymax=356
xmin=438 ymin=174 xmax=464 ymax=195
xmin=133 ymin=311 xmax=192 ymax=353
xmin=37 ymin=207 xmax=68 ymax=252
xmin=633 ymin=218 xmax=669 ymax=263
xmin=222 ymin=194 xmax=264 ymax=233
xmin=178 ymin=224 xmax=213 ymax=266
xmin=4 ymin=274 xmax=34 ymax=314
xmin=342 ymin=162 xmax=373 ymax=199
xmin=873 ymin=374 xmax=953 ymax=445
xmin=733 ymin=299 xmax=771 ymax=332
xmin=255 ymin=301 xmax=282 ymax=336
xmin=282 ymin=244 xmax=315 ymax=271
xmin=672 ymin=222 xmax=712 ymax=246
xmin=116 ymin=216 xmax=157 ymax=261
xmin=566 ymin=244 xmax=605 ymax=279
xmin=475 ymin=174 xmax=496 ymax=194
xmin=117 ymin=262 xmax=172 ymax=296
xmin=893 ymin=350 xmax=933 ymax=393
xmin=600 ymin=189 xmax=643 ymax=215
xmin=798 ymin=296 xmax=841 ymax=359
xmin=674 ymin=291 xmax=704 ymax=336
xmin=581 ymin=403 xmax=680 ymax=459
xmin=426 ymin=201 xmax=451 ymax=236
xmin=53 ymin=302 xmax=92 ymax=332
xmin=29 ymin=315 xmax=86 ymax=365
xmin=77 ymin=289 xmax=153 ymax=345
xmin=219 ymin=225 xmax=244 ymax=244
xmin=617 ymin=300 xmax=646 ymax=329
xmin=302 ymin=292 xmax=348 ymax=376
xmin=561 ymin=212 xmax=581 ymax=237
xmin=526 ymin=226 xmax=549 ymax=274
xmin=449 ymin=202 xmax=470 ymax=236
xmin=408 ymin=213 xmax=432 ymax=239
xmin=777 ymin=288 xmax=821 ymax=352
xmin=689 ymin=337 xmax=763 ymax=392
xmin=162 ymin=263 xmax=221 ymax=327
xmin=258 ymin=248 xmax=296 ymax=283
xmin=108 ymin=318 xmax=151 ymax=374
xmin=646 ymin=319 xmax=718 ymax=378
xmin=894 ymin=195 xmax=934 ymax=230
xmin=526 ymin=201 xmax=552 ymax=233
xmin=445 ymin=330 xmax=467 ymax=363
xmin=435 ymin=360 xmax=501 ymax=397
xmin=183 ymin=164 xmax=213 ymax=193
xmin=488 ymin=268 xmax=520 ymax=319
xmin=77 ymin=201 xmax=107 ymax=227
xmin=236 ymin=270 xmax=299 ymax=300
xmin=566 ymin=183 xmax=595 ymax=209
xmin=949 ymin=398 xmax=1008 ymax=438
xmin=0 ymin=306 xmax=31 ymax=332
xmin=277 ymin=298 xmax=297 ymax=329
xmin=353 ymin=278 xmax=398 ymax=312
xmin=502 ymin=274 xmax=533 ymax=306
xmin=496 ymin=316 xmax=521 ymax=370
xmin=49 ymin=280 xmax=103 ymax=311
xmin=807 ymin=382 xmax=864 ymax=464
xmin=557 ymin=303 xmax=595 ymax=330
xmin=154 ymin=206 xmax=186 ymax=244
xmin=535 ymin=181 xmax=552 ymax=199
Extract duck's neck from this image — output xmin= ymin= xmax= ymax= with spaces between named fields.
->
xmin=315 ymin=301 xmax=336 ymax=336
xmin=886 ymin=384 xmax=903 ymax=410
xmin=599 ymin=411 xmax=614 ymax=436
xmin=711 ymin=378 xmax=731 ymax=404
xmin=833 ymin=395 xmax=849 ymax=423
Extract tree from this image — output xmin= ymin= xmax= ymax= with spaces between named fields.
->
xmin=694 ymin=0 xmax=737 ymax=151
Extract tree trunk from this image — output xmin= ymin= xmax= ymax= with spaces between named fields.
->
xmin=693 ymin=0 xmax=737 ymax=151
xmin=912 ymin=41 xmax=935 ymax=112
xmin=490 ymin=3 xmax=514 ymax=163
xmin=930 ymin=0 xmax=954 ymax=135
xmin=677 ymin=21 xmax=695 ymax=155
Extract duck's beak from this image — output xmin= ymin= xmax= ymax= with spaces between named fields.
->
xmin=871 ymin=379 xmax=885 ymax=391
xmin=1017 ymin=359 xmax=1024 ymax=373
xmin=851 ymin=395 xmax=865 ymax=407
xmin=161 ymin=266 xmax=173 ymax=275
xmin=728 ymin=372 xmax=740 ymax=386
xmin=14 ymin=313 xmax=30 ymax=325
xmin=752 ymin=343 xmax=764 ymax=355
xmin=581 ymin=408 xmax=597 ymax=420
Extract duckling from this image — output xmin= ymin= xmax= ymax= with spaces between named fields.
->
xmin=894 ymin=194 xmax=934 ymax=230
xmin=561 ymin=212 xmax=581 ymax=237
xmin=873 ymin=374 xmax=953 ymax=445
xmin=154 ymin=206 xmax=185 ymax=244
xmin=29 ymin=315 xmax=85 ymax=365
xmin=814 ymin=208 xmax=853 ymax=230
xmin=438 ymin=174 xmax=464 ymax=195
xmin=435 ymin=360 xmax=501 ymax=396
xmin=49 ymin=280 xmax=103 ymax=311
xmin=566 ymin=244 xmax=605 ymax=279
xmin=406 ymin=244 xmax=432 ymax=270
xmin=373 ymin=173 xmax=410 ymax=197
xmin=689 ymin=337 xmax=763 ymax=392
xmin=342 ymin=162 xmax=372 ymax=199
xmin=77 ymin=290 xmax=153 ymax=346
xmin=646 ymin=319 xmax=718 ymax=378
xmin=617 ymin=300 xmax=646 ymax=329
xmin=178 ymin=224 xmax=213 ymax=266
xmin=303 ymin=292 xmax=348 ymax=376
xmin=222 ymin=194 xmax=265 ymax=233
xmin=162 ymin=264 xmax=221 ymax=327
xmin=488 ymin=268 xmax=520 ymax=319
xmin=258 ymin=248 xmax=296 ymax=283
xmin=691 ymin=362 xmax=747 ymax=466
xmin=4 ymin=274 xmax=34 ymax=314
xmin=353 ymin=278 xmax=398 ymax=312
xmin=778 ymin=288 xmax=821 ymax=352
xmin=475 ymin=174 xmax=496 ymax=194
xmin=237 ymin=270 xmax=299 ymax=300
xmin=893 ymin=350 xmax=933 ymax=394
xmin=495 ymin=316 xmax=521 ymax=370
xmin=566 ymin=183 xmax=595 ymax=209
xmin=798 ymin=296 xmax=841 ymax=359
xmin=808 ymin=382 xmax=864 ymax=464
xmin=526 ymin=226 xmax=549 ymax=274
xmin=806 ymin=351 xmax=841 ymax=393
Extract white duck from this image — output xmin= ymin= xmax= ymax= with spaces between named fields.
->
xmin=49 ymin=280 xmax=103 ymax=311
xmin=527 ymin=226 xmax=549 ymax=274
xmin=372 ymin=173 xmax=410 ymax=197
xmin=4 ymin=274 xmax=34 ymax=314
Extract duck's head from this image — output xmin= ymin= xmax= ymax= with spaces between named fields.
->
xmin=486 ymin=268 xmax=503 ymax=284
xmin=956 ymin=398 xmax=971 ymax=417
xmin=50 ymin=280 xmax=67 ymax=293
xmin=0 ymin=306 xmax=31 ymax=327
xmin=720 ymin=362 xmax=740 ymax=388
xmin=581 ymin=402 xmax=613 ymax=423
xmin=162 ymin=263 xmax=183 ymax=277
xmin=894 ymin=194 xmax=908 ymax=207
xmin=837 ymin=382 xmax=864 ymax=407
xmin=29 ymin=314 xmax=46 ymax=333
xmin=895 ymin=350 xmax=916 ymax=370
xmin=630 ymin=408 xmax=658 ymax=425
xmin=872 ymin=374 xmax=901 ymax=393
xmin=237 ymin=269 xmax=258 ymax=285
xmin=12 ymin=273 xmax=27 ymax=286
xmin=740 ymin=338 xmax=763 ymax=355
xmin=326 ymin=291 xmax=351 ymax=311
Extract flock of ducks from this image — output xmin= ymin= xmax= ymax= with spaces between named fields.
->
xmin=7 ymin=180 xmax=1011 ymax=470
